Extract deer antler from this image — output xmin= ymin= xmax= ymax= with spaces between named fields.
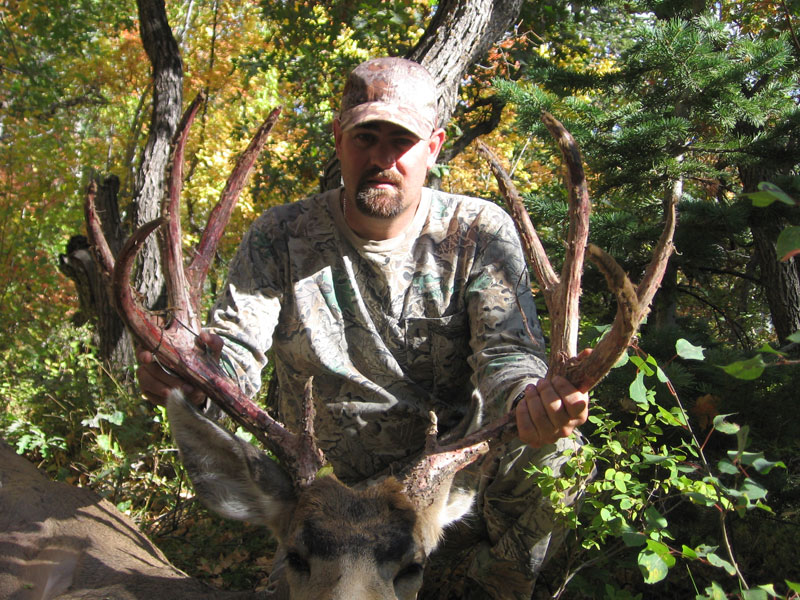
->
xmin=475 ymin=111 xmax=677 ymax=392
xmin=402 ymin=112 xmax=677 ymax=496
xmin=85 ymin=96 xmax=326 ymax=490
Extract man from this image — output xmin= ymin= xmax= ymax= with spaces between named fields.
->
xmin=139 ymin=57 xmax=589 ymax=599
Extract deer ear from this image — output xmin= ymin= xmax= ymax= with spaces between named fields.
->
xmin=167 ymin=391 xmax=297 ymax=540
xmin=413 ymin=483 xmax=476 ymax=555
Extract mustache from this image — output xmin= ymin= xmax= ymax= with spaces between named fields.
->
xmin=357 ymin=169 xmax=403 ymax=189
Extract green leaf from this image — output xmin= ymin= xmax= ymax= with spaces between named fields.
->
xmin=786 ymin=581 xmax=800 ymax=592
xmin=776 ymin=226 xmax=800 ymax=262
xmin=629 ymin=371 xmax=649 ymax=408
xmin=741 ymin=589 xmax=768 ymax=600
xmin=719 ymin=355 xmax=766 ymax=380
xmin=676 ymin=339 xmax=705 ymax=360
xmin=642 ymin=453 xmax=670 ymax=464
xmin=706 ymin=552 xmax=737 ymax=575
xmin=746 ymin=181 xmax=798 ymax=207
xmin=644 ymin=506 xmax=668 ymax=529
xmin=637 ymin=549 xmax=669 ymax=583
xmin=630 ymin=355 xmax=655 ymax=376
xmin=751 ymin=456 xmax=786 ymax=474
xmin=622 ymin=531 xmax=648 ymax=547
xmin=755 ymin=343 xmax=784 ymax=357
xmin=788 ymin=331 xmax=800 ymax=344
xmin=712 ymin=413 xmax=740 ymax=435
xmin=316 ymin=464 xmax=335 ymax=478
xmin=613 ymin=352 xmax=630 ymax=368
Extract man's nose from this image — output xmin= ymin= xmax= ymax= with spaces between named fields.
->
xmin=369 ymin=141 xmax=397 ymax=170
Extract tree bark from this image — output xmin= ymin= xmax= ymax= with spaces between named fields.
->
xmin=747 ymin=200 xmax=800 ymax=344
xmin=131 ymin=0 xmax=184 ymax=309
xmin=408 ymin=0 xmax=523 ymax=129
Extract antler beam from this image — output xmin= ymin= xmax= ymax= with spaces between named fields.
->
xmin=85 ymin=98 xmax=326 ymax=489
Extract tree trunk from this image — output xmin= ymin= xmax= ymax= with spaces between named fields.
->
xmin=132 ymin=0 xmax=184 ymax=309
xmin=741 ymin=168 xmax=800 ymax=345
xmin=748 ymin=206 xmax=800 ymax=344
xmin=408 ymin=0 xmax=523 ymax=128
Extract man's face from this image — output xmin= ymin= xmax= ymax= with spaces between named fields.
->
xmin=334 ymin=120 xmax=444 ymax=219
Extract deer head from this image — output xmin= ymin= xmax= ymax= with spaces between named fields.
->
xmin=85 ymin=94 xmax=676 ymax=598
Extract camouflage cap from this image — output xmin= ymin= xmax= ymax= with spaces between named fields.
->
xmin=338 ymin=57 xmax=438 ymax=140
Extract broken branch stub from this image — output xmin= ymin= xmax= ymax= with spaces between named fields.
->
xmin=85 ymin=100 xmax=325 ymax=489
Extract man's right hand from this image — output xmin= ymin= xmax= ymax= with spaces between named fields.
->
xmin=136 ymin=331 xmax=224 ymax=407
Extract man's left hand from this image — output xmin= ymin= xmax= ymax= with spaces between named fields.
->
xmin=515 ymin=375 xmax=589 ymax=449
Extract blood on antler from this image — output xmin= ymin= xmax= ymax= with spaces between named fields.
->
xmin=85 ymin=96 xmax=325 ymax=489
xmin=399 ymin=111 xmax=678 ymax=493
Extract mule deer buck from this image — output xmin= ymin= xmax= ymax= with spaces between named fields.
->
xmin=78 ymin=91 xmax=677 ymax=599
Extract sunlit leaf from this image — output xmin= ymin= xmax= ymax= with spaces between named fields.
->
xmin=676 ymin=338 xmax=705 ymax=360
xmin=719 ymin=355 xmax=766 ymax=380
xmin=712 ymin=413 xmax=740 ymax=435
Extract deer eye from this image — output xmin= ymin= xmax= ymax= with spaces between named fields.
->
xmin=394 ymin=562 xmax=423 ymax=583
xmin=286 ymin=551 xmax=310 ymax=574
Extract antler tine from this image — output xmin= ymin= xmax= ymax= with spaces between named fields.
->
xmin=160 ymin=93 xmax=207 ymax=328
xmin=187 ymin=106 xmax=282 ymax=308
xmin=85 ymin=180 xmax=118 ymax=280
xmin=401 ymin=411 xmax=490 ymax=511
xmin=540 ymin=112 xmax=590 ymax=371
xmin=295 ymin=377 xmax=328 ymax=487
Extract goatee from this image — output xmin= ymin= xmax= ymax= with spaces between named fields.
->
xmin=353 ymin=170 xmax=405 ymax=218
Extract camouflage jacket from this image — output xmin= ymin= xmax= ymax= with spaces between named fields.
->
xmin=207 ymin=187 xmax=547 ymax=482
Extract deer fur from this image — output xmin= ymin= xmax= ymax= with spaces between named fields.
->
xmin=0 ymin=440 xmax=255 ymax=600
xmin=167 ymin=391 xmax=475 ymax=600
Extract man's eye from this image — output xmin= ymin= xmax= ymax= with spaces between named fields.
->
xmin=393 ymin=138 xmax=416 ymax=150
xmin=354 ymin=133 xmax=375 ymax=144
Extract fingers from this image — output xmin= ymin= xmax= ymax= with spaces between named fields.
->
xmin=515 ymin=376 xmax=589 ymax=449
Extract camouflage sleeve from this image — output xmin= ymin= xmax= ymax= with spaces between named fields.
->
xmin=465 ymin=206 xmax=548 ymax=423
xmin=204 ymin=217 xmax=283 ymax=399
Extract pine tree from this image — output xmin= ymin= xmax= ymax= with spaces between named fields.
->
xmin=498 ymin=5 xmax=800 ymax=345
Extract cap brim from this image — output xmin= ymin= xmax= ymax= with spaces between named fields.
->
xmin=339 ymin=102 xmax=433 ymax=140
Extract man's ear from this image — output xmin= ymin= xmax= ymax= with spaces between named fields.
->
xmin=333 ymin=118 xmax=343 ymax=157
xmin=426 ymin=127 xmax=446 ymax=168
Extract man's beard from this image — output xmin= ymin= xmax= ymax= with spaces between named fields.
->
xmin=352 ymin=170 xmax=405 ymax=218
